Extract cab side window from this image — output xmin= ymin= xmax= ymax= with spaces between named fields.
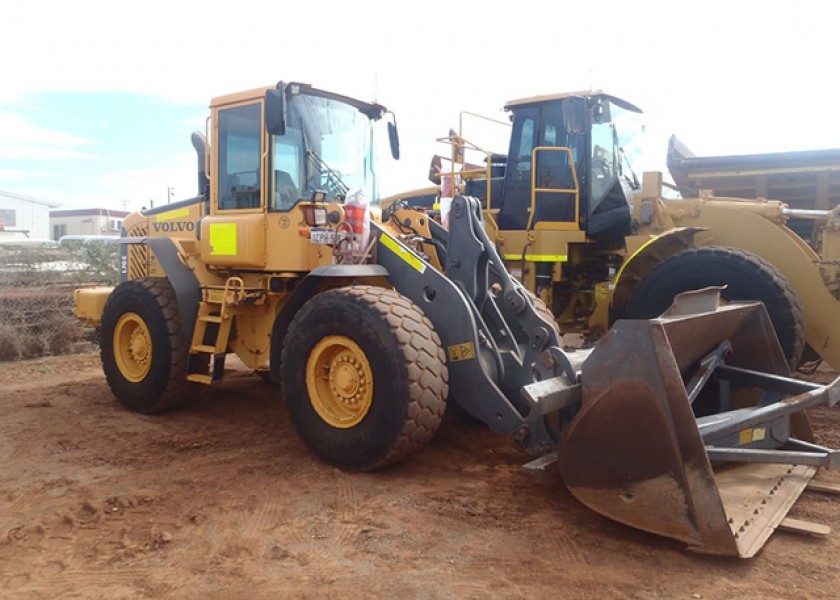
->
xmin=271 ymin=126 xmax=303 ymax=211
xmin=217 ymin=103 xmax=261 ymax=210
xmin=533 ymin=103 xmax=581 ymax=224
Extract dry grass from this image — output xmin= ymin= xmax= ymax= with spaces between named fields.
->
xmin=0 ymin=244 xmax=117 ymax=361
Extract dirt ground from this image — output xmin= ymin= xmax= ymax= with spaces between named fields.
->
xmin=2 ymin=353 xmax=840 ymax=599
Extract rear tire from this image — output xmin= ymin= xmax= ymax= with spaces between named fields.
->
xmin=100 ymin=277 xmax=196 ymax=413
xmin=624 ymin=246 xmax=805 ymax=367
xmin=281 ymin=285 xmax=448 ymax=471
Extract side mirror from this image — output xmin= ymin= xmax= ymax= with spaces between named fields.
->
xmin=387 ymin=112 xmax=400 ymax=160
xmin=265 ymin=86 xmax=286 ymax=136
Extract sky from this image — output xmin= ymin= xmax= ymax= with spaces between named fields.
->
xmin=2 ymin=0 xmax=840 ymax=212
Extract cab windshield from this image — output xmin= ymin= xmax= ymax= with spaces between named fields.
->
xmin=271 ymin=93 xmax=378 ymax=210
xmin=589 ymin=99 xmax=645 ymax=206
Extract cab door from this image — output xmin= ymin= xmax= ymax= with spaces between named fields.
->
xmin=498 ymin=106 xmax=538 ymax=230
xmin=498 ymin=102 xmax=584 ymax=232
xmin=531 ymin=100 xmax=583 ymax=231
xmin=199 ymin=100 xmax=267 ymax=268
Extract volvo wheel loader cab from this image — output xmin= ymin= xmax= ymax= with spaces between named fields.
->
xmin=75 ymin=83 xmax=840 ymax=558
xmin=404 ymin=91 xmax=840 ymax=369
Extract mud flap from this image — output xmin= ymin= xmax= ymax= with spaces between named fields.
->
xmin=557 ymin=290 xmax=834 ymax=557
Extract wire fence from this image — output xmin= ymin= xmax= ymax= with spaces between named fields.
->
xmin=0 ymin=241 xmax=118 ymax=361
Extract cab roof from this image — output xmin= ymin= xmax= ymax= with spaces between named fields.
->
xmin=505 ymin=90 xmax=643 ymax=114
xmin=210 ymin=81 xmax=387 ymax=119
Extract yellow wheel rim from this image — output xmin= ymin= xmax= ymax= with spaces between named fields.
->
xmin=306 ymin=335 xmax=374 ymax=429
xmin=113 ymin=312 xmax=153 ymax=383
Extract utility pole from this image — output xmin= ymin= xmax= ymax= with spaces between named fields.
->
xmin=167 ymin=187 xmax=175 ymax=204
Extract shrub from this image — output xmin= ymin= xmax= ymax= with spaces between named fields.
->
xmin=0 ymin=243 xmax=118 ymax=361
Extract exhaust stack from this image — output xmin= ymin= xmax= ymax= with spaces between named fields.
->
xmin=191 ymin=131 xmax=208 ymax=197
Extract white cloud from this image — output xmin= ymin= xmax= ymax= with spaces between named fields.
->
xmin=86 ymin=155 xmax=204 ymax=208
xmin=0 ymin=169 xmax=45 ymax=182
xmin=0 ymin=111 xmax=94 ymax=160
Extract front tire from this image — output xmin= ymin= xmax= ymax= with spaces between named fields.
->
xmin=624 ymin=246 xmax=805 ymax=367
xmin=281 ymin=285 xmax=448 ymax=471
xmin=100 ymin=277 xmax=196 ymax=413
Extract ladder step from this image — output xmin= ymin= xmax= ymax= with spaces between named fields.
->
xmin=187 ymin=354 xmax=225 ymax=385
xmin=199 ymin=315 xmax=224 ymax=324
xmin=192 ymin=344 xmax=221 ymax=354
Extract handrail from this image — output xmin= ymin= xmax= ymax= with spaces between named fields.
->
xmin=526 ymin=146 xmax=580 ymax=231
xmin=434 ymin=134 xmax=499 ymax=209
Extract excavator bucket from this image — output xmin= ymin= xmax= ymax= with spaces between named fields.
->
xmin=558 ymin=289 xmax=840 ymax=557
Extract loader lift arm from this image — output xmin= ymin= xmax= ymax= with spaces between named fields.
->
xmin=374 ymin=195 xmax=575 ymax=455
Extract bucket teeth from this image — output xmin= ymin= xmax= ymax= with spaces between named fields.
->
xmin=713 ymin=463 xmax=815 ymax=558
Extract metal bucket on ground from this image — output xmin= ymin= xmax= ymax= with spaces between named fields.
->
xmin=557 ymin=288 xmax=840 ymax=557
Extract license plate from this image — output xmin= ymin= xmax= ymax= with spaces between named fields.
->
xmin=310 ymin=228 xmax=336 ymax=245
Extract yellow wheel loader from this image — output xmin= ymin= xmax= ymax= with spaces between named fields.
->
xmin=387 ymin=91 xmax=840 ymax=370
xmin=75 ymin=82 xmax=840 ymax=557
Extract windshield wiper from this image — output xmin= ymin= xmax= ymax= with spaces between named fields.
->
xmin=306 ymin=150 xmax=350 ymax=198
xmin=618 ymin=147 xmax=640 ymax=190
xmin=297 ymin=118 xmax=349 ymax=199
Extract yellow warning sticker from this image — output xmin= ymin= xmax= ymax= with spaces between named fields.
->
xmin=205 ymin=288 xmax=226 ymax=303
xmin=380 ymin=234 xmax=426 ymax=273
xmin=155 ymin=207 xmax=190 ymax=222
xmin=502 ymin=253 xmax=568 ymax=262
xmin=209 ymin=223 xmax=237 ymax=256
xmin=738 ymin=428 xmax=767 ymax=444
xmin=595 ymin=283 xmax=609 ymax=300
xmin=448 ymin=342 xmax=476 ymax=363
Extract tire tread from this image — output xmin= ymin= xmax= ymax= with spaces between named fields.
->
xmin=625 ymin=246 xmax=805 ymax=366
xmin=101 ymin=277 xmax=194 ymax=413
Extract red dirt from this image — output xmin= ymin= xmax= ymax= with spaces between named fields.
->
xmin=2 ymin=353 xmax=840 ymax=599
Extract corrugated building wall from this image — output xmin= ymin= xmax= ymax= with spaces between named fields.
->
xmin=0 ymin=190 xmax=60 ymax=240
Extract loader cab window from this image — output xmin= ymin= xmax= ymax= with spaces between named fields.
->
xmin=498 ymin=107 xmax=538 ymax=229
xmin=533 ymin=102 xmax=583 ymax=225
xmin=590 ymin=117 xmax=618 ymax=201
xmin=585 ymin=98 xmax=643 ymax=237
xmin=516 ymin=118 xmax=535 ymax=165
xmin=272 ymin=128 xmax=304 ymax=210
xmin=269 ymin=92 xmax=378 ymax=211
xmin=217 ymin=103 xmax=262 ymax=210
